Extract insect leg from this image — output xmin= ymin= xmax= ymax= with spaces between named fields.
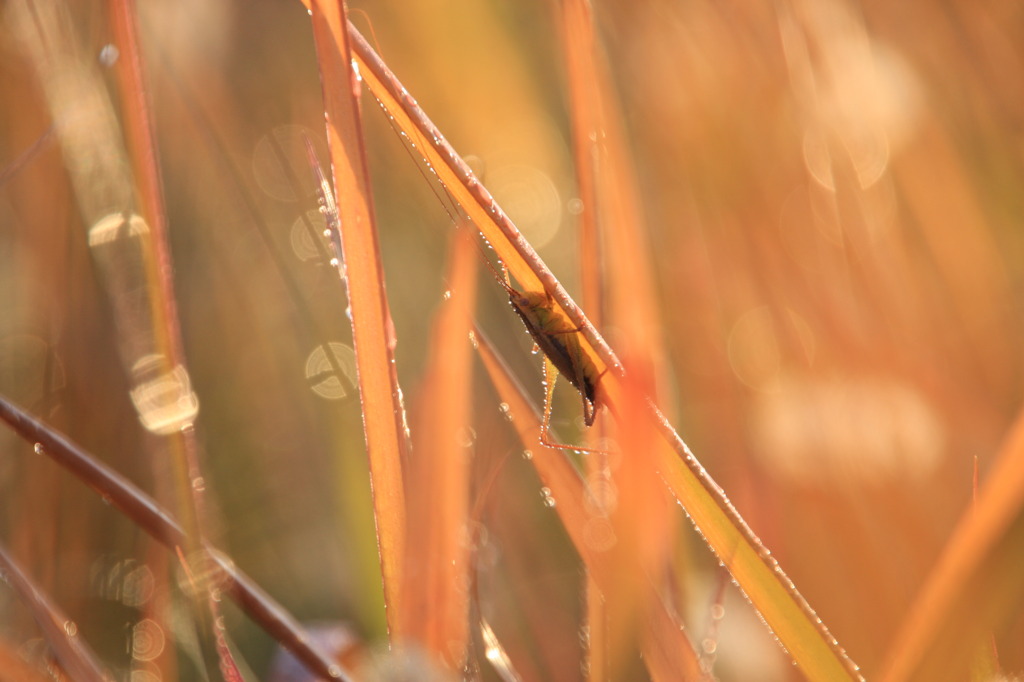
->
xmin=538 ymin=355 xmax=605 ymax=454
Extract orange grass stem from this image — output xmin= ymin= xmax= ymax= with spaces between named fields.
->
xmin=309 ymin=0 xmax=408 ymax=633
xmin=400 ymin=229 xmax=478 ymax=664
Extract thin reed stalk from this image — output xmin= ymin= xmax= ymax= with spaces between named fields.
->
xmin=0 ymin=543 xmax=110 ymax=682
xmin=0 ymin=395 xmax=352 ymax=682
xmin=879 ymin=406 xmax=1024 ymax=682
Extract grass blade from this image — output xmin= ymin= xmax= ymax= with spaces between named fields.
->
xmin=308 ymin=0 xmax=408 ymax=630
xmin=558 ymin=0 xmax=603 ymax=325
xmin=878 ymin=409 xmax=1024 ymax=681
xmin=400 ymin=228 xmax=478 ymax=665
xmin=557 ymin=4 xmax=610 ymax=672
xmin=652 ymin=407 xmax=862 ymax=680
xmin=557 ymin=1 xmax=680 ymax=676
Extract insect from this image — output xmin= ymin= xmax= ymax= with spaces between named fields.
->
xmin=509 ymin=288 xmax=598 ymax=424
xmin=483 ymin=258 xmax=606 ymax=450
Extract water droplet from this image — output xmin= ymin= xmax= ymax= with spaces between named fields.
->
xmin=498 ymin=402 xmax=513 ymax=422
xmin=456 ymin=427 xmax=477 ymax=448
xmin=98 ymin=44 xmax=119 ymax=66
xmin=191 ymin=477 xmax=206 ymax=492
xmin=328 ymin=665 xmax=343 ymax=678
xmin=443 ymin=289 xmax=452 ymax=301
xmin=522 ymin=449 xmax=533 ymax=460
xmin=33 ymin=443 xmax=44 ymax=455
xmin=63 ymin=621 xmax=78 ymax=637
xmin=539 ymin=487 xmax=557 ymax=508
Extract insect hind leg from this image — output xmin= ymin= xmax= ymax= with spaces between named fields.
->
xmin=538 ymin=355 xmax=605 ymax=455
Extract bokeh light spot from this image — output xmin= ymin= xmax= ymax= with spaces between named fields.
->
xmin=727 ymin=307 xmax=781 ymax=391
xmin=752 ymin=374 xmax=944 ymax=484
xmin=252 ymin=124 xmax=322 ymax=202
xmin=132 ymin=619 xmax=166 ymax=662
xmin=305 ymin=342 xmax=358 ymax=400
xmin=487 ymin=165 xmax=561 ymax=249
xmin=290 ymin=208 xmax=328 ymax=262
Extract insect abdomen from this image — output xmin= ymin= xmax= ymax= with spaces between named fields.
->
xmin=510 ymin=294 xmax=597 ymax=406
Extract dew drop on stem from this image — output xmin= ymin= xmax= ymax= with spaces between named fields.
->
xmin=540 ymin=487 xmax=557 ymax=508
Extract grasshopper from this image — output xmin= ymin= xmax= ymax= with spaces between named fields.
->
xmin=485 ymin=259 xmax=606 ymax=450
xmin=508 ymin=288 xmax=598 ymax=425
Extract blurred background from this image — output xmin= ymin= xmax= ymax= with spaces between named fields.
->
xmin=1 ymin=0 xmax=1023 ymax=679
